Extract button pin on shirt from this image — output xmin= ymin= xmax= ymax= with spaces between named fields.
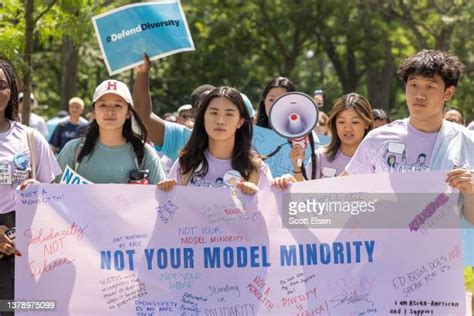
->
xmin=224 ymin=170 xmax=242 ymax=197
xmin=13 ymin=153 xmax=30 ymax=170
xmin=224 ymin=170 xmax=242 ymax=187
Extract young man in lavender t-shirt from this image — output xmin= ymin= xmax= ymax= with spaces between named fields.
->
xmin=345 ymin=50 xmax=474 ymax=225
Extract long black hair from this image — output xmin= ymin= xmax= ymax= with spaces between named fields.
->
xmin=256 ymin=76 xmax=296 ymax=128
xmin=180 ymin=86 xmax=259 ymax=180
xmin=0 ymin=59 xmax=19 ymax=121
xmin=77 ymin=101 xmax=149 ymax=166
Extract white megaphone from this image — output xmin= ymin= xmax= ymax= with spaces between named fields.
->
xmin=269 ymin=92 xmax=319 ymax=166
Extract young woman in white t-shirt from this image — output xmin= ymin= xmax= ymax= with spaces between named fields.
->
xmin=158 ymin=86 xmax=272 ymax=194
xmin=0 ymin=58 xmax=61 ymax=302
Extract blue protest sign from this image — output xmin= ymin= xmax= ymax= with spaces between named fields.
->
xmin=253 ymin=125 xmax=317 ymax=177
xmin=92 ymin=1 xmax=194 ymax=75
xmin=60 ymin=165 xmax=92 ymax=184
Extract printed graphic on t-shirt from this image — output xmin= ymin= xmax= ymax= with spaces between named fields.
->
xmin=190 ymin=175 xmax=232 ymax=188
xmin=0 ymin=163 xmax=12 ymax=184
xmin=0 ymin=154 xmax=31 ymax=186
xmin=409 ymin=153 xmax=429 ymax=172
xmin=64 ymin=131 xmax=77 ymax=138
xmin=381 ymin=142 xmax=429 ymax=173
xmin=12 ymin=169 xmax=29 ymax=185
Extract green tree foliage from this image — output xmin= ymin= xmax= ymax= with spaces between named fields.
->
xmin=369 ymin=0 xmax=473 ymax=119
xmin=0 ymin=0 xmax=472 ymax=121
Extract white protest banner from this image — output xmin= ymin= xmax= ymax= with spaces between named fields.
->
xmin=59 ymin=165 xmax=92 ymax=184
xmin=15 ymin=171 xmax=466 ymax=315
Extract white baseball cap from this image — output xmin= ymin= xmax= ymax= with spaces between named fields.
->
xmin=93 ymin=80 xmax=133 ymax=105
xmin=177 ymin=104 xmax=192 ymax=113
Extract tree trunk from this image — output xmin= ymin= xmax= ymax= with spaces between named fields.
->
xmin=340 ymin=48 xmax=359 ymax=94
xmin=321 ymin=34 xmax=360 ymax=94
xmin=22 ymin=0 xmax=35 ymax=126
xmin=283 ymin=56 xmax=296 ymax=78
xmin=367 ymin=59 xmax=394 ymax=113
xmin=60 ymin=35 xmax=79 ymax=111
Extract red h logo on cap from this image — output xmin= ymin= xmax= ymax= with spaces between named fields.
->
xmin=107 ymin=81 xmax=117 ymax=90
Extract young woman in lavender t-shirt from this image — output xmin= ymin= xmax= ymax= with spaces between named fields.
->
xmin=158 ymin=86 xmax=272 ymax=194
xmin=274 ymin=93 xmax=374 ymax=187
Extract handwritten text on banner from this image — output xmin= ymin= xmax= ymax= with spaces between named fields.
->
xmin=15 ymin=172 xmax=465 ymax=315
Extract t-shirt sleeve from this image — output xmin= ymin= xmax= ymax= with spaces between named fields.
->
xmin=159 ymin=153 xmax=172 ymax=175
xmin=159 ymin=122 xmax=192 ymax=162
xmin=49 ymin=124 xmax=61 ymax=147
xmin=38 ymin=119 xmax=49 ymax=139
xmin=345 ymin=137 xmax=376 ymax=174
xmin=257 ymin=162 xmax=273 ymax=190
xmin=143 ymin=143 xmax=167 ymax=184
xmin=167 ymin=160 xmax=181 ymax=184
xmin=55 ymin=139 xmax=79 ymax=183
xmin=33 ymin=129 xmax=61 ymax=183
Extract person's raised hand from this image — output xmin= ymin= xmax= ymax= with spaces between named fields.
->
xmin=290 ymin=144 xmax=305 ymax=170
xmin=135 ymin=53 xmax=151 ymax=74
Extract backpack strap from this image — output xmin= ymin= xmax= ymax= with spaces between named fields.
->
xmin=26 ymin=127 xmax=36 ymax=180
xmin=136 ymin=144 xmax=146 ymax=170
xmin=73 ymin=137 xmax=86 ymax=171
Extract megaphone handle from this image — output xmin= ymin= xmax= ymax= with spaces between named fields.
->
xmin=291 ymin=137 xmax=307 ymax=167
